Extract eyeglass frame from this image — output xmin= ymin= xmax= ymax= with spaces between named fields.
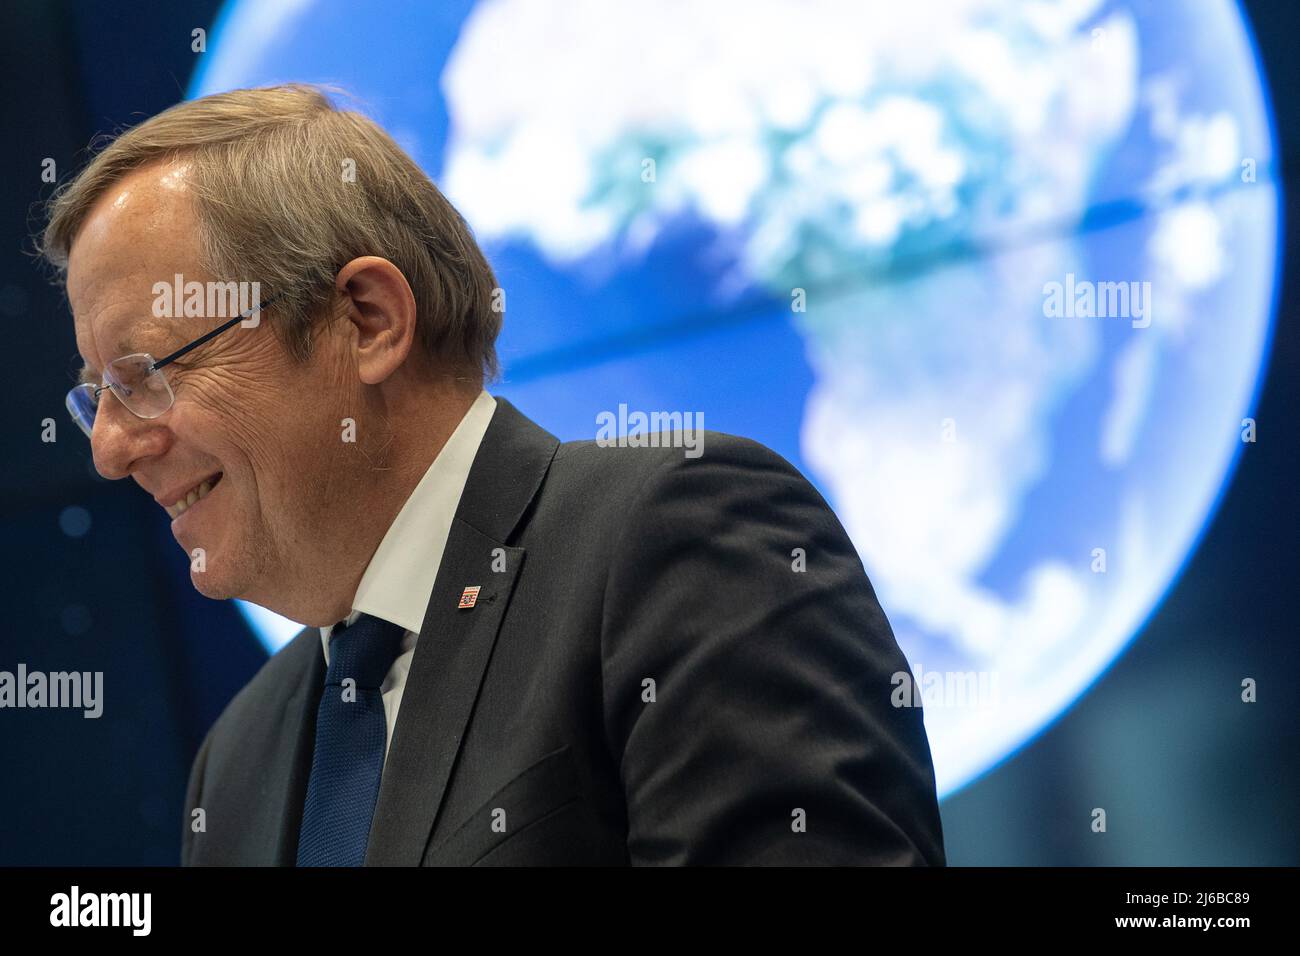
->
xmin=66 ymin=295 xmax=278 ymax=438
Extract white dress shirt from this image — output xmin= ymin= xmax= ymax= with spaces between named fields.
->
xmin=319 ymin=388 xmax=497 ymax=770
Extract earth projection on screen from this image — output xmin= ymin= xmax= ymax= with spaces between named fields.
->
xmin=194 ymin=0 xmax=1280 ymax=796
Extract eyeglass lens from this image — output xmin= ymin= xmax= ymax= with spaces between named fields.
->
xmin=66 ymin=354 xmax=174 ymax=437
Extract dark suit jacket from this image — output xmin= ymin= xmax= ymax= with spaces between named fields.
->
xmin=182 ymin=397 xmax=946 ymax=865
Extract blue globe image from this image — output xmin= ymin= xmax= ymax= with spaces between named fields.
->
xmin=194 ymin=0 xmax=1281 ymax=796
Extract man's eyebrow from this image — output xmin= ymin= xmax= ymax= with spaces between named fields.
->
xmin=75 ymin=320 xmax=178 ymax=386
xmin=116 ymin=321 xmax=170 ymax=354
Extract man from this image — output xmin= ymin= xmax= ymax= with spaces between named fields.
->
xmin=41 ymin=84 xmax=945 ymax=865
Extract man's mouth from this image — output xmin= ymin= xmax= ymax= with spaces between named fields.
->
xmin=165 ymin=472 xmax=224 ymax=519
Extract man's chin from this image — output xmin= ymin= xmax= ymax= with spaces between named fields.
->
xmin=189 ymin=570 xmax=240 ymax=601
xmin=187 ymin=551 xmax=247 ymax=600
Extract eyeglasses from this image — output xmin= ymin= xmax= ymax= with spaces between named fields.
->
xmin=66 ymin=296 xmax=277 ymax=440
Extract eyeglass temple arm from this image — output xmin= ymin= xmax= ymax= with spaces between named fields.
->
xmin=149 ymin=295 xmax=278 ymax=372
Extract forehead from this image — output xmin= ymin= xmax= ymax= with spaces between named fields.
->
xmin=67 ymin=161 xmax=202 ymax=369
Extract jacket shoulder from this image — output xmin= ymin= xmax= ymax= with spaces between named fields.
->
xmin=552 ymin=429 xmax=797 ymax=479
xmin=548 ymin=429 xmax=830 ymax=519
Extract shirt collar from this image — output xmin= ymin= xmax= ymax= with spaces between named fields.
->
xmin=320 ymin=388 xmax=498 ymax=664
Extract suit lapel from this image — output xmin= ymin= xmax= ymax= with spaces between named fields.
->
xmin=364 ymin=397 xmax=560 ymax=865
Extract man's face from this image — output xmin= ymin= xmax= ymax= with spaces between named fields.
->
xmin=67 ymin=161 xmax=354 ymax=605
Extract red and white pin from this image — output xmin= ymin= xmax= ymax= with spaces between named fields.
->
xmin=458 ymin=585 xmax=482 ymax=609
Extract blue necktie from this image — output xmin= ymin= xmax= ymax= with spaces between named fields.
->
xmin=296 ymin=613 xmax=406 ymax=866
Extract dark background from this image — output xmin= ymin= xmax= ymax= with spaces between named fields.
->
xmin=0 ymin=0 xmax=1295 ymax=865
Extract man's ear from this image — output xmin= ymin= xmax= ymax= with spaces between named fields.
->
xmin=334 ymin=256 xmax=419 ymax=385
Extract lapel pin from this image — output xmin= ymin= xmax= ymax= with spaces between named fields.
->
xmin=458 ymin=586 xmax=482 ymax=609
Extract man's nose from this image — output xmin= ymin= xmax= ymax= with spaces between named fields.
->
xmin=90 ymin=390 xmax=172 ymax=480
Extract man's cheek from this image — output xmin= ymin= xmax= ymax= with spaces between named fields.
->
xmin=210 ymin=399 xmax=295 ymax=469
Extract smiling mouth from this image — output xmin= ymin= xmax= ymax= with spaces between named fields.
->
xmin=166 ymin=472 xmax=223 ymax=519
